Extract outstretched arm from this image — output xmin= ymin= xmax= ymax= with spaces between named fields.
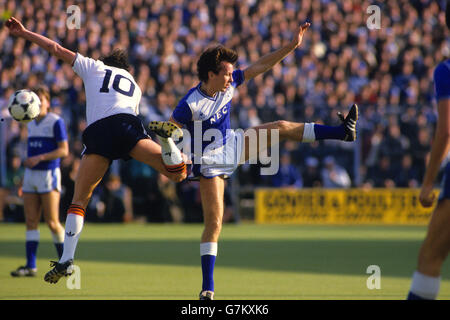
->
xmin=5 ymin=17 xmax=76 ymax=65
xmin=243 ymin=22 xmax=310 ymax=81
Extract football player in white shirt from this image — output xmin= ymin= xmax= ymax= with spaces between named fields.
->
xmin=6 ymin=17 xmax=187 ymax=283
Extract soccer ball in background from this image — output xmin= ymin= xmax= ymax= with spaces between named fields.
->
xmin=8 ymin=89 xmax=41 ymax=123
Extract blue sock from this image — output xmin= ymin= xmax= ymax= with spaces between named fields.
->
xmin=201 ymin=255 xmax=216 ymax=292
xmin=407 ymin=291 xmax=428 ymax=300
xmin=25 ymin=230 xmax=39 ymax=269
xmin=313 ymin=124 xmax=345 ymax=140
xmin=26 ymin=241 xmax=39 ymax=269
xmin=55 ymin=243 xmax=64 ymax=259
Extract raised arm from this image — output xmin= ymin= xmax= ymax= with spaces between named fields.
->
xmin=243 ymin=22 xmax=310 ymax=81
xmin=5 ymin=17 xmax=76 ymax=65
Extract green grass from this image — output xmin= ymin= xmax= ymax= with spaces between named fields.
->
xmin=0 ymin=223 xmax=449 ymax=300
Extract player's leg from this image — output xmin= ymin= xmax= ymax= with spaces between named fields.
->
xmin=45 ymin=154 xmax=109 ymax=283
xmin=129 ymin=138 xmax=186 ymax=182
xmin=242 ymin=104 xmax=358 ymax=162
xmin=11 ymin=192 xmax=41 ymax=277
xmin=147 ymin=121 xmax=187 ymax=176
xmin=198 ymin=176 xmax=225 ymax=300
xmin=61 ymin=153 xmax=110 ymax=260
xmin=408 ymin=199 xmax=450 ymax=299
xmin=41 ymin=190 xmax=65 ymax=259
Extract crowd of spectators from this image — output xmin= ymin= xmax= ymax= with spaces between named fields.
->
xmin=0 ymin=0 xmax=449 ymax=223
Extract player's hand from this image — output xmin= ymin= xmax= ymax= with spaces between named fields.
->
xmin=291 ymin=21 xmax=311 ymax=49
xmin=419 ymin=184 xmax=436 ymax=208
xmin=23 ymin=156 xmax=41 ymax=169
xmin=5 ymin=17 xmax=27 ymax=37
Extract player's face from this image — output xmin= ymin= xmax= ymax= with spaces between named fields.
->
xmin=37 ymin=94 xmax=49 ymax=118
xmin=214 ymin=61 xmax=234 ymax=92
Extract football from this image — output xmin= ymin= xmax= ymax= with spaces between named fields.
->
xmin=7 ymin=89 xmax=41 ymax=123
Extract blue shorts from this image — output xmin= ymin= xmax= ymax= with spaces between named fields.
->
xmin=82 ymin=113 xmax=150 ymax=161
xmin=439 ymin=162 xmax=450 ymax=201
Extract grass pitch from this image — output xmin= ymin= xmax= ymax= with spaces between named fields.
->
xmin=0 ymin=223 xmax=449 ymax=300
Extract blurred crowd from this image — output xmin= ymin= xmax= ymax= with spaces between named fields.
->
xmin=0 ymin=0 xmax=449 ymax=223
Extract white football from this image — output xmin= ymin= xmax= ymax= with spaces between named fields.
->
xmin=8 ymin=89 xmax=41 ymax=123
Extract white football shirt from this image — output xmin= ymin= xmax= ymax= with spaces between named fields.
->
xmin=72 ymin=53 xmax=142 ymax=126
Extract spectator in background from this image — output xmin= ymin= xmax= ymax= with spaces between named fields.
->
xmin=1 ymin=153 xmax=24 ymax=222
xmin=271 ymin=152 xmax=303 ymax=188
xmin=395 ymin=154 xmax=420 ymax=188
xmin=89 ymin=174 xmax=132 ymax=223
xmin=157 ymin=173 xmax=183 ymax=223
xmin=102 ymin=174 xmax=133 ymax=223
xmin=321 ymin=156 xmax=351 ymax=188
xmin=368 ymin=155 xmax=396 ymax=188
xmin=412 ymin=126 xmax=433 ymax=180
xmin=379 ymin=122 xmax=410 ymax=170
xmin=302 ymin=156 xmax=322 ymax=187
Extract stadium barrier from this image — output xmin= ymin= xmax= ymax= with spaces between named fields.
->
xmin=255 ymin=188 xmax=439 ymax=225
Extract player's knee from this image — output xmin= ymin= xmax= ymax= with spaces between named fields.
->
xmin=274 ymin=120 xmax=291 ymax=138
xmin=46 ymin=219 xmax=62 ymax=233
xmin=25 ymin=218 xmax=39 ymax=230
xmin=205 ymin=219 xmax=222 ymax=234
xmin=275 ymin=120 xmax=289 ymax=130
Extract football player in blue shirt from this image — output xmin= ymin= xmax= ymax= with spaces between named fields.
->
xmin=156 ymin=22 xmax=359 ymax=300
xmin=10 ymin=86 xmax=68 ymax=277
xmin=407 ymin=2 xmax=450 ymax=300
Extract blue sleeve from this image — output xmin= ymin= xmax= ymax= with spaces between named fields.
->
xmin=434 ymin=61 xmax=450 ymax=101
xmin=172 ymin=100 xmax=192 ymax=125
xmin=53 ymin=118 xmax=68 ymax=142
xmin=232 ymin=69 xmax=245 ymax=88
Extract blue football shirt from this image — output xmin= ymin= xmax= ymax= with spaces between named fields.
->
xmin=27 ymin=112 xmax=67 ymax=170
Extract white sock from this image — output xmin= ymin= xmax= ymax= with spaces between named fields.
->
xmin=302 ymin=123 xmax=316 ymax=142
xmin=410 ymin=271 xmax=441 ymax=299
xmin=60 ymin=213 xmax=84 ymax=263
xmin=26 ymin=229 xmax=40 ymax=242
xmin=51 ymin=229 xmax=65 ymax=244
xmin=200 ymin=242 xmax=218 ymax=256
xmin=158 ymin=136 xmax=184 ymax=166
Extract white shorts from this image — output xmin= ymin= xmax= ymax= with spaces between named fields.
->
xmin=191 ymin=129 xmax=245 ymax=179
xmin=22 ymin=168 xmax=61 ymax=194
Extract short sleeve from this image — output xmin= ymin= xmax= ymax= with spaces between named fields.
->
xmin=232 ymin=69 xmax=245 ymax=88
xmin=53 ymin=118 xmax=68 ymax=142
xmin=72 ymin=53 xmax=102 ymax=80
xmin=434 ymin=61 xmax=450 ymax=101
xmin=172 ymin=100 xmax=193 ymax=125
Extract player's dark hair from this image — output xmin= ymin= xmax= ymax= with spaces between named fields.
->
xmin=197 ymin=45 xmax=238 ymax=83
xmin=33 ymin=85 xmax=50 ymax=103
xmin=100 ymin=48 xmax=130 ymax=71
